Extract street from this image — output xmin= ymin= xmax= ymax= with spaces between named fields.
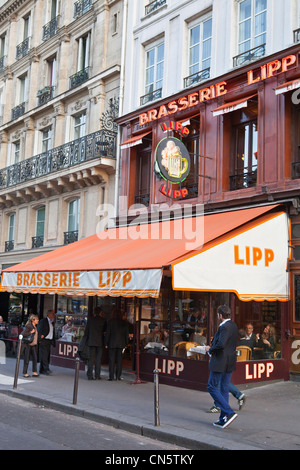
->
xmin=0 ymin=394 xmax=186 ymax=451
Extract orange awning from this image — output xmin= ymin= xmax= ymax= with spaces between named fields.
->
xmin=275 ymin=78 xmax=300 ymax=95
xmin=0 ymin=204 xmax=281 ymax=298
xmin=120 ymin=131 xmax=151 ymax=149
xmin=213 ymin=94 xmax=257 ymax=117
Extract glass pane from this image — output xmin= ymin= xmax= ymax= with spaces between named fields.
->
xmin=240 ymin=0 xmax=252 ymax=21
xmin=255 ymin=11 xmax=266 ymax=36
xmin=254 ymin=32 xmax=266 ymax=47
xmin=146 ymin=66 xmax=154 ymax=86
xmin=146 ymin=48 xmax=155 ymax=68
xmin=239 ymin=39 xmax=251 ymax=54
xmin=9 ymin=214 xmax=15 ymax=241
xmin=36 ymin=208 xmax=45 ymax=237
xmin=190 ymin=25 xmax=200 ymax=46
xmin=255 ymin=0 xmax=267 ymax=13
xmin=202 ymin=38 xmax=211 ymax=60
xmin=157 ymin=43 xmax=164 ymax=63
xmin=190 ymin=44 xmax=199 ymax=67
xmin=203 ymin=18 xmax=212 ymax=40
xmin=68 ymin=200 xmax=80 ymax=232
xmin=239 ymin=18 xmax=251 ymax=42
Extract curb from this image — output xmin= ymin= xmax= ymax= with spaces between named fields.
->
xmin=0 ymin=389 xmax=262 ymax=451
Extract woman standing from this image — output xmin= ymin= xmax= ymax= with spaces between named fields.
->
xmin=22 ymin=315 xmax=39 ymax=378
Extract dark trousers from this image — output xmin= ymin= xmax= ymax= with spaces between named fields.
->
xmin=87 ymin=346 xmax=103 ymax=379
xmin=39 ymin=339 xmax=51 ymax=373
xmin=108 ymin=348 xmax=123 ymax=380
xmin=207 ymin=371 xmax=234 ymax=419
xmin=23 ymin=345 xmax=38 ymax=374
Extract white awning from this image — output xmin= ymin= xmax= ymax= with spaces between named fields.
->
xmin=275 ymin=79 xmax=300 ymax=95
xmin=172 ymin=212 xmax=290 ymax=302
xmin=213 ymin=94 xmax=257 ymax=117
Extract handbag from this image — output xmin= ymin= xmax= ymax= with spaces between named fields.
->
xmin=21 ymin=329 xmax=35 ymax=344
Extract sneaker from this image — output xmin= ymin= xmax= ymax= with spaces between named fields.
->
xmin=207 ymin=405 xmax=221 ymax=413
xmin=238 ymin=394 xmax=246 ymax=410
xmin=213 ymin=413 xmax=238 ymax=429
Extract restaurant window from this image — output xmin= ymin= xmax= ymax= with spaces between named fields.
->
xmin=229 ymin=96 xmax=258 ymax=190
xmin=238 ymin=0 xmax=267 ymax=54
xmin=294 ymin=275 xmax=300 ymax=322
xmin=55 ymin=295 xmax=88 ymax=342
xmin=234 ymin=298 xmax=282 ymax=361
xmin=290 ymin=97 xmax=300 ymax=179
xmin=134 ymin=141 xmax=152 ymax=206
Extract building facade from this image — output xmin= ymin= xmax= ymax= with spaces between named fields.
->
xmin=115 ymin=0 xmax=300 ymax=387
xmin=0 ymin=0 xmax=123 ymax=317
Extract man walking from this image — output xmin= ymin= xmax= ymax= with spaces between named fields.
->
xmin=206 ymin=305 xmax=238 ymax=429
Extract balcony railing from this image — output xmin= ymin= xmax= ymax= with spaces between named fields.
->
xmin=16 ymin=37 xmax=30 ymax=60
xmin=145 ymin=0 xmax=167 ymax=16
xmin=11 ymin=102 xmax=25 ymax=120
xmin=74 ymin=0 xmax=92 ymax=18
xmin=69 ymin=67 xmax=90 ymax=90
xmin=229 ymin=168 xmax=257 ymax=190
xmin=184 ymin=67 xmax=210 ymax=88
xmin=140 ymin=88 xmax=162 ymax=106
xmin=64 ymin=231 xmax=78 ymax=245
xmin=32 ymin=236 xmax=44 ymax=249
xmin=0 ymin=130 xmax=117 ymax=190
xmin=233 ymin=44 xmax=266 ymax=68
xmin=43 ymin=16 xmax=59 ymax=41
xmin=5 ymin=240 xmax=14 ymax=252
xmin=37 ymin=86 xmax=55 ymax=106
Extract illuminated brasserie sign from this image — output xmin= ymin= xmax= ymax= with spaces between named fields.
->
xmin=138 ymin=53 xmax=298 ymax=126
xmin=155 ymin=137 xmax=190 ymax=185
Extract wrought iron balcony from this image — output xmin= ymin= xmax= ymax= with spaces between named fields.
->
xmin=32 ymin=236 xmax=44 ymax=249
xmin=140 ymin=88 xmax=162 ymax=106
xmin=37 ymin=86 xmax=55 ymax=106
xmin=184 ymin=67 xmax=210 ymax=88
xmin=145 ymin=0 xmax=167 ymax=16
xmin=64 ymin=231 xmax=78 ymax=245
xmin=233 ymin=44 xmax=266 ymax=68
xmin=0 ymin=130 xmax=117 ymax=190
xmin=74 ymin=0 xmax=92 ymax=18
xmin=229 ymin=169 xmax=257 ymax=190
xmin=43 ymin=16 xmax=59 ymax=41
xmin=11 ymin=102 xmax=26 ymax=120
xmin=69 ymin=67 xmax=90 ymax=90
xmin=5 ymin=240 xmax=14 ymax=252
xmin=16 ymin=37 xmax=30 ymax=60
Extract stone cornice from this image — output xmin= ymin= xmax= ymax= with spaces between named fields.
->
xmin=0 ymin=0 xmax=28 ymax=23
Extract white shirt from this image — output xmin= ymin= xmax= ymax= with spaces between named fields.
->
xmin=45 ymin=317 xmax=54 ymax=340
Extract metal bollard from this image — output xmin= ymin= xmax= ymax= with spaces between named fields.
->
xmin=13 ymin=335 xmax=23 ymax=390
xmin=153 ymin=369 xmax=160 ymax=427
xmin=73 ymin=357 xmax=80 ymax=405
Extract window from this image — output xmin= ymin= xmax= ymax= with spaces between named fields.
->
xmin=23 ymin=14 xmax=30 ymax=40
xmin=18 ymin=74 xmax=27 ymax=104
xmin=33 ymin=207 xmax=45 ymax=248
xmin=238 ymin=0 xmax=267 ymax=54
xmin=230 ymin=97 xmax=258 ymax=190
xmin=42 ymin=128 xmax=52 ymax=152
xmin=48 ymin=57 xmax=56 ymax=88
xmin=68 ymin=199 xmax=80 ymax=233
xmin=189 ymin=18 xmax=212 ymax=76
xmin=74 ymin=113 xmax=86 ymax=139
xmin=77 ymin=33 xmax=90 ymax=72
xmin=0 ymin=33 xmax=6 ymax=58
xmin=13 ymin=141 xmax=20 ymax=164
xmin=145 ymin=42 xmax=164 ymax=96
xmin=8 ymin=214 xmax=15 ymax=241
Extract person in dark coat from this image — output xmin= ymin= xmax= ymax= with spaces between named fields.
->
xmin=85 ymin=306 xmax=106 ymax=380
xmin=38 ymin=310 xmax=56 ymax=375
xmin=105 ymin=309 xmax=129 ymax=381
xmin=206 ymin=305 xmax=239 ymax=429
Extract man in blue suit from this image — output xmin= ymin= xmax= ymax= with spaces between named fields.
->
xmin=206 ymin=305 xmax=239 ymax=429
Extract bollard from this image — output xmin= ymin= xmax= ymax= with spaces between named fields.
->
xmin=153 ymin=369 xmax=160 ymax=427
xmin=73 ymin=357 xmax=80 ymax=405
xmin=13 ymin=335 xmax=23 ymax=390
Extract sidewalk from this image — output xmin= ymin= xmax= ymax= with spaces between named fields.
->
xmin=0 ymin=357 xmax=300 ymax=450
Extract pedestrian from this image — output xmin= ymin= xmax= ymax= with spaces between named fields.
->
xmin=38 ymin=310 xmax=56 ymax=375
xmin=22 ymin=314 xmax=39 ymax=378
xmin=105 ymin=309 xmax=129 ymax=381
xmin=205 ymin=305 xmax=239 ymax=429
xmin=85 ymin=306 xmax=106 ymax=380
